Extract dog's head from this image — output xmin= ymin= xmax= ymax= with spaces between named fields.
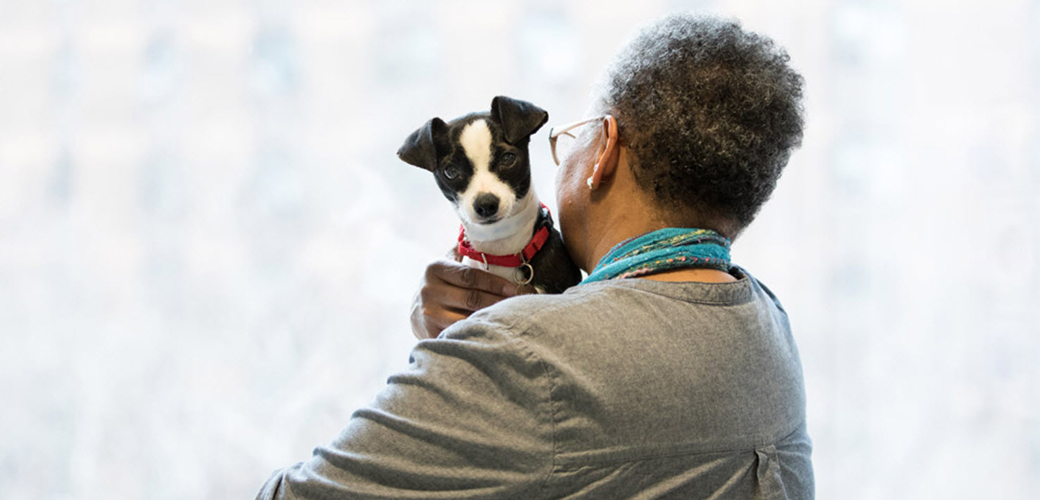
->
xmin=397 ymin=96 xmax=548 ymax=226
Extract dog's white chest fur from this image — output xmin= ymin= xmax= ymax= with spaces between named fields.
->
xmin=461 ymin=256 xmax=545 ymax=294
xmin=461 ymin=257 xmax=526 ymax=282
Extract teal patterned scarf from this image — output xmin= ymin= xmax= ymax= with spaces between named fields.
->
xmin=582 ymin=228 xmax=732 ymax=284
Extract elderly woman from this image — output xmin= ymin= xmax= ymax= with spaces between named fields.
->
xmin=258 ymin=14 xmax=811 ymax=499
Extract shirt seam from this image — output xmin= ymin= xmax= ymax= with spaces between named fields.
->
xmin=551 ymin=419 xmax=808 ymax=471
xmin=503 ymin=327 xmax=559 ymax=488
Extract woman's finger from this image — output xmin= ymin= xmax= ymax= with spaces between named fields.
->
xmin=421 ymin=281 xmax=508 ymax=313
xmin=423 ymin=308 xmax=468 ymax=337
xmin=428 ymin=259 xmax=517 ymax=297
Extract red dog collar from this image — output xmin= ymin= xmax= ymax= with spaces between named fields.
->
xmin=457 ymin=204 xmax=552 ymax=268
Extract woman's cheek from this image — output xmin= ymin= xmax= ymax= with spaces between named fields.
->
xmin=556 ymin=180 xmax=586 ymax=270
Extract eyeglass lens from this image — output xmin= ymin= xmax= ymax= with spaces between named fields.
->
xmin=553 ymin=133 xmax=576 ymax=165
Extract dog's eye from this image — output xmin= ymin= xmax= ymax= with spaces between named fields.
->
xmin=443 ymin=165 xmax=460 ymax=180
xmin=500 ymin=152 xmax=518 ymax=166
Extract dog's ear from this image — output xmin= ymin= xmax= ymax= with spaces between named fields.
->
xmin=397 ymin=117 xmax=448 ymax=171
xmin=491 ymin=96 xmax=549 ymax=145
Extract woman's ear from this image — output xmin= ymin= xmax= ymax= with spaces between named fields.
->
xmin=589 ymin=115 xmax=620 ymax=190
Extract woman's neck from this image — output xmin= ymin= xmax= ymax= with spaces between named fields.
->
xmin=640 ymin=267 xmax=737 ymax=283
xmin=584 ymin=219 xmax=665 ymax=273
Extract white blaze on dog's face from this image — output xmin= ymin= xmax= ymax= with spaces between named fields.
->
xmin=455 ymin=119 xmax=521 ymax=225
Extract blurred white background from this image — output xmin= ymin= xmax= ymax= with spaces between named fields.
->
xmin=0 ymin=0 xmax=1037 ymax=498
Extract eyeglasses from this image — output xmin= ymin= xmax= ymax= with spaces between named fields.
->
xmin=548 ymin=116 xmax=605 ymax=166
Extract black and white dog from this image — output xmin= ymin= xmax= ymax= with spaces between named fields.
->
xmin=397 ymin=96 xmax=581 ymax=294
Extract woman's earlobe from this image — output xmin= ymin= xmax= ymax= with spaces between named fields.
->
xmin=588 ymin=163 xmax=600 ymax=190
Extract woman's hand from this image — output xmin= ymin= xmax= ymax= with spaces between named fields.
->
xmin=411 ymin=259 xmax=518 ymax=340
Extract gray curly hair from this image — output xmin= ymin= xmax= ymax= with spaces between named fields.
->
xmin=595 ymin=14 xmax=805 ymax=238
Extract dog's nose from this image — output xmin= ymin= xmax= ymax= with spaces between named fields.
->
xmin=473 ymin=193 xmax=500 ymax=219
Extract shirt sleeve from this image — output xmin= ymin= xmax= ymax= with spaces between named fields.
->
xmin=255 ymin=316 xmax=553 ymax=499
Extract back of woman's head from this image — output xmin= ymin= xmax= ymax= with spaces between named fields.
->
xmin=597 ymin=14 xmax=805 ymax=238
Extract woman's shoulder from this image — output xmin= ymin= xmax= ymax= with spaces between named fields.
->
xmin=463 ymin=285 xmax=603 ymax=334
xmin=465 ymin=266 xmax=774 ymax=335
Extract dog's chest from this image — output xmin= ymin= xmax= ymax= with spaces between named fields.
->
xmin=460 ymin=256 xmax=544 ymax=294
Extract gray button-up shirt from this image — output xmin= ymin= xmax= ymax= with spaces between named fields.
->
xmin=257 ymin=266 xmax=813 ymax=499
